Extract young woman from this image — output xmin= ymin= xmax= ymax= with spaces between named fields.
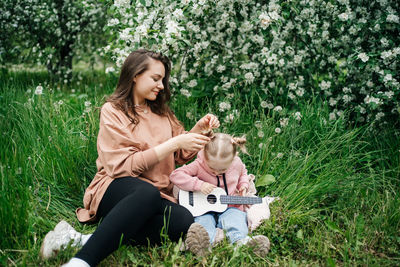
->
xmin=170 ymin=133 xmax=270 ymax=257
xmin=40 ymin=49 xmax=220 ymax=266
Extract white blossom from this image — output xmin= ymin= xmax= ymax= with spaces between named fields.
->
xmin=259 ymin=12 xmax=272 ymax=29
xmin=294 ymin=112 xmax=302 ymax=121
xmin=165 ymin=20 xmax=183 ymax=38
xmin=376 ymin=112 xmax=385 ymax=120
xmin=386 ymin=14 xmax=399 ymax=23
xmin=105 ymin=66 xmax=115 ymax=74
xmin=338 ymin=12 xmax=349 ymax=21
xmin=357 ymin=53 xmax=369 ymax=62
xmin=280 ymin=118 xmax=289 ymax=128
xmin=216 ymin=65 xmax=226 ymax=73
xmin=261 ymin=101 xmax=268 ymax=108
xmin=320 ymin=80 xmax=331 ymax=90
xmin=383 ymin=74 xmax=393 ymax=83
xmin=364 ymin=95 xmax=382 ymax=105
xmin=244 ymin=72 xmax=255 ymax=84
xmin=342 ymin=95 xmax=352 ymax=104
xmin=218 ymin=101 xmax=231 ymax=112
xmin=329 ymin=97 xmax=337 ymax=106
xmin=114 ymin=0 xmax=130 ymax=8
xmin=186 ymin=112 xmax=193 ymax=119
xmin=224 ymin=113 xmax=235 ymax=123
xmin=385 ymin=91 xmax=394 ymax=99
xmin=34 ymin=85 xmax=43 ymax=95
xmin=296 ymin=88 xmax=304 ymax=97
xmin=188 ymin=79 xmax=198 ymax=88
xmin=180 ymin=89 xmax=191 ymax=97
xmin=108 ymin=18 xmax=120 ymax=27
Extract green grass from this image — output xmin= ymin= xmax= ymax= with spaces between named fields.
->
xmin=0 ymin=70 xmax=399 ymax=266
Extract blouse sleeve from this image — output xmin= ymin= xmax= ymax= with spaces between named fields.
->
xmin=97 ymin=104 xmax=159 ymax=178
xmin=168 ymin=113 xmax=197 ymax=165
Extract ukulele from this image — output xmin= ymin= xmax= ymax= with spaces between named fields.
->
xmin=179 ymin=187 xmax=263 ymax=217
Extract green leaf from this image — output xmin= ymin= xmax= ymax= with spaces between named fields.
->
xmin=296 ymin=229 xmax=303 ymax=240
xmin=326 ymin=258 xmax=336 ymax=267
xmin=355 ymin=214 xmax=365 ymax=234
xmin=285 ymin=183 xmax=297 ymax=195
xmin=325 ymin=220 xmax=344 ymax=235
xmin=255 ymin=174 xmax=276 ymax=187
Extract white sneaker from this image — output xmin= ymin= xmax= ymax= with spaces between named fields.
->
xmin=61 ymin=257 xmax=90 ymax=267
xmin=40 ymin=220 xmax=81 ymax=259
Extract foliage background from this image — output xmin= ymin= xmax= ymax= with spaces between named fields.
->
xmin=105 ymin=0 xmax=400 ymax=127
xmin=0 ymin=0 xmax=399 ymax=266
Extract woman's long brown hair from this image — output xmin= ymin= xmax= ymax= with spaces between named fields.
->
xmin=106 ymin=49 xmax=174 ymax=124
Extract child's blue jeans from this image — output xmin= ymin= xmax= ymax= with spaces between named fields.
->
xmin=194 ymin=207 xmax=248 ymax=244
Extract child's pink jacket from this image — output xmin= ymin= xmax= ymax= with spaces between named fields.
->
xmin=170 ymin=150 xmax=250 ymax=211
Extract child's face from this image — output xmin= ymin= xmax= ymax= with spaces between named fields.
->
xmin=205 ymin=155 xmax=233 ymax=175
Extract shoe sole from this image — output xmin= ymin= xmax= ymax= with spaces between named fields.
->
xmin=185 ymin=223 xmax=210 ymax=257
xmin=247 ymin=235 xmax=270 ymax=257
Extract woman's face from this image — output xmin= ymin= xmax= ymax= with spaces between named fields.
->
xmin=133 ymin=58 xmax=165 ymax=105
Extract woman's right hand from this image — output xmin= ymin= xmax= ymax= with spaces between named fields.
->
xmin=174 ymin=133 xmax=210 ymax=152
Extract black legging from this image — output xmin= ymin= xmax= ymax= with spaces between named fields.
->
xmin=75 ymin=177 xmax=194 ymax=266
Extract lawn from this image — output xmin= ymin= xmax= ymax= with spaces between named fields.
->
xmin=1 ymin=70 xmax=399 ymax=266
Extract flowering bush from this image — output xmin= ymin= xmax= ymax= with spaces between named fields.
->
xmin=0 ymin=0 xmax=107 ymax=81
xmin=104 ymin=0 xmax=399 ymax=126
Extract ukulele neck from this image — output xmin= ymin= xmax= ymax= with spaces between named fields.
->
xmin=220 ymin=195 xmax=262 ymax=205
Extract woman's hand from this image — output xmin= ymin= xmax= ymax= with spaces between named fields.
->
xmin=198 ymin=114 xmax=220 ymax=130
xmin=190 ymin=114 xmax=220 ymax=134
xmin=200 ymin=182 xmax=217 ymax=195
xmin=154 ymin=133 xmax=209 ymax=162
xmin=174 ymin=133 xmax=210 ymax=152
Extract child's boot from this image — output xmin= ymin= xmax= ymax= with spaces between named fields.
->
xmin=184 ymin=223 xmax=210 ymax=257
xmin=246 ymin=235 xmax=270 ymax=257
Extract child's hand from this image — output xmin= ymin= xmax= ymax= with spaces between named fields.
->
xmin=200 ymin=182 xmax=216 ymax=195
xmin=237 ymin=186 xmax=248 ymax=196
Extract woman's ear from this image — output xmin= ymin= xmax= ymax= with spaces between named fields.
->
xmin=133 ymin=75 xmax=137 ymax=83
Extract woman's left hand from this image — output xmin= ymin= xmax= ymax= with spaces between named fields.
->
xmin=196 ymin=114 xmax=220 ymax=130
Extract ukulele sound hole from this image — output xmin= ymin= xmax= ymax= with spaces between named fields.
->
xmin=207 ymin=194 xmax=217 ymax=204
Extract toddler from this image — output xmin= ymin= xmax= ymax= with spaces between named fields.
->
xmin=170 ymin=132 xmax=270 ymax=257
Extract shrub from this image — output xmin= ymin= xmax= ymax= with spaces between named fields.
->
xmin=104 ymin=0 xmax=399 ymax=127
xmin=0 ymin=0 xmax=108 ymax=81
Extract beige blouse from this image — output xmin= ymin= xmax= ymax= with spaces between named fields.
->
xmin=76 ymin=102 xmax=196 ymax=222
